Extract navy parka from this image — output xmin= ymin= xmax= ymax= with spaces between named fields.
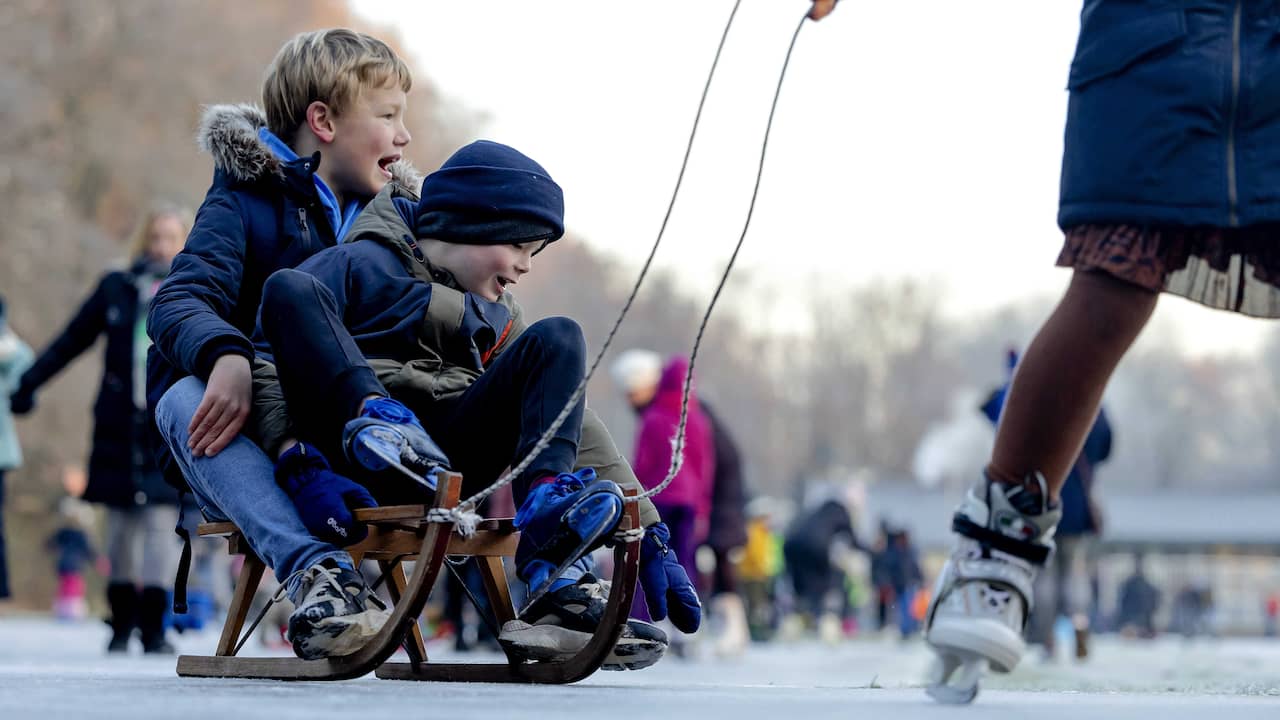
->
xmin=1061 ymin=0 xmax=1280 ymax=229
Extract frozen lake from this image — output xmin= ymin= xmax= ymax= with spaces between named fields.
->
xmin=1 ymin=616 xmax=1277 ymax=719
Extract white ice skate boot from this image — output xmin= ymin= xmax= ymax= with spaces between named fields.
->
xmin=924 ymin=472 xmax=1060 ymax=704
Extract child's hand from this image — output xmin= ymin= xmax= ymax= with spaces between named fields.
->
xmin=809 ymin=0 xmax=837 ymax=21
xmin=188 ymin=354 xmax=252 ymax=457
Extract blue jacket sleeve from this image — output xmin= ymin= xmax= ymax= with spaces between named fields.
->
xmin=147 ymin=189 xmax=254 ymax=380
xmin=19 ymin=275 xmax=110 ymax=393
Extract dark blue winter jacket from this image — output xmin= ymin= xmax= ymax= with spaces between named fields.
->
xmin=1060 ymin=1 xmax=1280 ymax=229
xmin=17 ymin=259 xmax=176 ymax=507
xmin=145 ymin=104 xmax=418 ymax=484
xmin=252 ymin=191 xmax=510 ymax=369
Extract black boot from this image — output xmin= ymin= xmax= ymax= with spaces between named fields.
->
xmin=138 ymin=586 xmax=175 ymax=654
xmin=106 ymin=582 xmax=138 ymax=653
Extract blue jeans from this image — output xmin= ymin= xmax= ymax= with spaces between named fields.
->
xmin=154 ymin=376 xmax=349 ymax=601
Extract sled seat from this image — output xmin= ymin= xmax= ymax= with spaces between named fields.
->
xmin=176 ymin=471 xmax=641 ymax=683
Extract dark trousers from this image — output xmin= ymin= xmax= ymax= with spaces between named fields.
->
xmin=412 ymin=317 xmax=586 ymax=506
xmin=259 ymin=269 xmax=386 ymax=452
xmin=259 ymin=269 xmax=587 ymax=507
xmin=0 ymin=469 xmax=8 ymax=599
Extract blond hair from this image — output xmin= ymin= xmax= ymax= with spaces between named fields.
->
xmin=128 ymin=204 xmax=194 ymax=259
xmin=262 ymin=28 xmax=412 ymax=144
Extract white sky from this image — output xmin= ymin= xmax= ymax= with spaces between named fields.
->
xmin=351 ymin=0 xmax=1272 ymax=357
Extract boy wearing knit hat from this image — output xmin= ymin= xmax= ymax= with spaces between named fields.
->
xmin=246 ymin=140 xmax=701 ymax=667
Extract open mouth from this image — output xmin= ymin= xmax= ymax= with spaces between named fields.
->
xmin=377 ymin=155 xmax=399 ymax=179
xmin=496 ymin=276 xmax=515 ymax=293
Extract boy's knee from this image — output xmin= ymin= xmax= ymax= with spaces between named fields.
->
xmin=527 ymin=316 xmax=585 ymax=357
xmin=261 ymin=269 xmax=316 ymax=315
xmin=156 ymin=377 xmax=205 ymax=438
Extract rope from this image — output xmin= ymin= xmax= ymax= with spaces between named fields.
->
xmin=435 ymin=4 xmax=812 ymax=536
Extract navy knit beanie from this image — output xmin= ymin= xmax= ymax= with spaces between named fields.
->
xmin=416 ymin=140 xmax=565 ymax=246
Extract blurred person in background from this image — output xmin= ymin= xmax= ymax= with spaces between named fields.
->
xmin=0 ymin=295 xmax=34 ymax=603
xmin=1115 ymin=554 xmax=1160 ymax=639
xmin=45 ymin=497 xmax=101 ymax=621
xmin=10 ymin=206 xmax=189 ymax=653
xmin=738 ymin=497 xmax=785 ymax=642
xmin=620 ymin=353 xmax=715 ymax=654
xmin=611 ymin=348 xmax=752 ymax=657
xmin=782 ymin=485 xmax=862 ymax=641
xmin=980 ymin=349 xmax=1112 ymax=660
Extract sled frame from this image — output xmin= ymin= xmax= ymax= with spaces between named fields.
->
xmin=175 ymin=471 xmax=641 ymax=683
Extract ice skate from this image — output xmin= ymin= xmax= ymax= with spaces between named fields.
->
xmin=343 ymin=397 xmax=450 ymax=490
xmin=514 ymin=468 xmax=624 ymax=610
xmin=924 ymin=472 xmax=1060 ymax=704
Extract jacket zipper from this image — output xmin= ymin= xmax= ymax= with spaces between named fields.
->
xmin=1227 ymin=0 xmax=1242 ymax=227
xmin=297 ymin=207 xmax=309 ymax=233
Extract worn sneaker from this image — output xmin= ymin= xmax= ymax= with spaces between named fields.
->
xmin=497 ymin=574 xmax=667 ymax=670
xmin=286 ymin=560 xmax=390 ymax=660
xmin=514 ymin=469 xmax=624 ymax=604
xmin=343 ymin=397 xmax=450 ymax=489
xmin=924 ymin=472 xmax=1060 ymax=703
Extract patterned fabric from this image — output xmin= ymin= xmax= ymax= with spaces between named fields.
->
xmin=1058 ymin=224 xmax=1280 ymax=318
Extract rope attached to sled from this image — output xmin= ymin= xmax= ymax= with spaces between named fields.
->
xmin=433 ymin=3 xmax=813 ymax=536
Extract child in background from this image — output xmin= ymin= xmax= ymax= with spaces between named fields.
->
xmin=46 ymin=498 xmax=100 ymax=621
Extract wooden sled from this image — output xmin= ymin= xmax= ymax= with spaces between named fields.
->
xmin=176 ymin=471 xmax=641 ymax=683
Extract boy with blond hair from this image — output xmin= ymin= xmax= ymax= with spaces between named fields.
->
xmin=147 ymin=28 xmax=418 ymax=659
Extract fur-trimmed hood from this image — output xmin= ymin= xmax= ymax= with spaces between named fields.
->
xmin=195 ymin=103 xmax=422 ymax=191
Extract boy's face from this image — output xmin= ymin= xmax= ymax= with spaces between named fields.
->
xmin=431 ymin=241 xmax=544 ymax=301
xmin=323 ymin=83 xmax=411 ymax=199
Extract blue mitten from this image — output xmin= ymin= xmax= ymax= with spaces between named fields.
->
xmin=275 ymin=442 xmax=378 ymax=546
xmin=638 ymin=521 xmax=702 ymax=633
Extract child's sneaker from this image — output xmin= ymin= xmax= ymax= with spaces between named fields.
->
xmin=514 ymin=469 xmax=624 ymax=605
xmin=924 ymin=472 xmax=1060 ymax=703
xmin=497 ymin=574 xmax=668 ymax=670
xmin=343 ymin=397 xmax=450 ymax=489
xmin=286 ymin=560 xmax=390 ymax=660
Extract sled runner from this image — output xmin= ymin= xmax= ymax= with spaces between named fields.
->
xmin=176 ymin=471 xmax=641 ymax=683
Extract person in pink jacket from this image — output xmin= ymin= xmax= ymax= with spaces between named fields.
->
xmin=630 ymin=355 xmax=715 ymax=628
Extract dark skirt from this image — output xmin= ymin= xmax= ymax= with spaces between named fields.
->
xmin=1057 ymin=224 xmax=1280 ymax=318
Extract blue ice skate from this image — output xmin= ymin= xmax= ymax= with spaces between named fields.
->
xmin=514 ymin=468 xmax=624 ymax=611
xmin=342 ymin=397 xmax=450 ymax=490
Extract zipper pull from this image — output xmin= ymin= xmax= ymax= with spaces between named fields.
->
xmin=405 ymin=235 xmax=425 ymax=262
xmin=297 ymin=207 xmax=309 ymax=233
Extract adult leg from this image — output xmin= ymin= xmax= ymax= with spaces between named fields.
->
xmin=104 ymin=507 xmax=141 ymax=652
xmin=136 ymin=504 xmax=180 ymax=653
xmin=989 ymin=270 xmax=1157 ymax=494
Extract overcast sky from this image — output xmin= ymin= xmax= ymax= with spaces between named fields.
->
xmin=350 ymin=0 xmax=1273 ymax=357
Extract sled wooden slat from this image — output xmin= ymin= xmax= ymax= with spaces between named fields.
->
xmin=373 ymin=494 xmax=641 ymax=684
xmin=196 ymin=505 xmax=429 ymax=538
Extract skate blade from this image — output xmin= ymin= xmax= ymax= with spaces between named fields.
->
xmin=517 ymin=496 xmax=622 ymax=614
xmin=926 ymin=650 xmax=987 ymax=705
xmin=359 ymin=430 xmax=439 ymax=491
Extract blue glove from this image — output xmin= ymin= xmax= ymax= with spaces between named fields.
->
xmin=638 ymin=521 xmax=702 ymax=633
xmin=275 ymin=442 xmax=378 ymax=546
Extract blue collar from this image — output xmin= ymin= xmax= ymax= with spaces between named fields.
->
xmin=258 ymin=128 xmax=363 ymax=242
